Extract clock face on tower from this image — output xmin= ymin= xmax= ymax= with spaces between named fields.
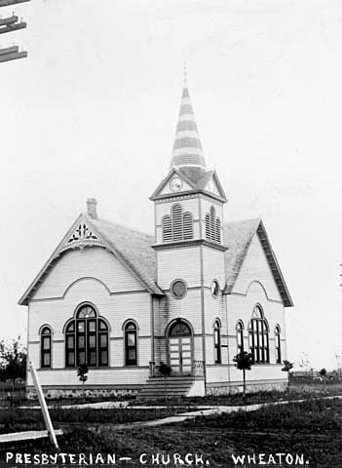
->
xmin=170 ymin=177 xmax=183 ymax=192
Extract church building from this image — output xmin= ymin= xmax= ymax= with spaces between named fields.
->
xmin=19 ymin=83 xmax=293 ymax=398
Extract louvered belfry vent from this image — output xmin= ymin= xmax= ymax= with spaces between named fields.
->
xmin=205 ymin=206 xmax=221 ymax=244
xmin=162 ymin=204 xmax=194 ymax=243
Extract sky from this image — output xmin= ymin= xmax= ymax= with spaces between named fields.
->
xmin=1 ymin=0 xmax=341 ymax=371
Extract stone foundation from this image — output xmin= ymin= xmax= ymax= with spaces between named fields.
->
xmin=206 ymin=381 xmax=287 ymax=396
xmin=27 ymin=387 xmax=139 ymax=400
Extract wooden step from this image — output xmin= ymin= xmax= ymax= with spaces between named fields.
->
xmin=139 ymin=376 xmax=195 ymax=399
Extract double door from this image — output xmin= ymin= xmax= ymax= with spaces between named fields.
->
xmin=169 ymin=336 xmax=192 ymax=375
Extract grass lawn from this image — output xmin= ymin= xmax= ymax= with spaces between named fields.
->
xmin=0 ymin=397 xmax=341 ymax=467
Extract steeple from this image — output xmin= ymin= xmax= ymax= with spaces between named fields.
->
xmin=170 ymin=81 xmax=206 ymax=170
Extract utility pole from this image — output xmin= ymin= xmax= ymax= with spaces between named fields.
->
xmin=0 ymin=0 xmax=29 ymax=64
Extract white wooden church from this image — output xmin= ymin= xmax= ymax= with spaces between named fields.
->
xmin=20 ymin=84 xmax=293 ymax=398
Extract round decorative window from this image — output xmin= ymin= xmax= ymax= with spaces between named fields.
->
xmin=170 ymin=279 xmax=187 ymax=299
xmin=211 ymin=280 xmax=220 ymax=298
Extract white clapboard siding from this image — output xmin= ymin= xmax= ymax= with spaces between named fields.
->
xmin=156 ymin=197 xmax=200 ymax=219
xmin=166 ymin=290 xmax=202 ymax=334
xmin=32 ymin=248 xmax=144 ymax=301
xmin=26 ymin=367 xmax=149 ymax=387
xmin=111 ymin=336 xmax=150 ymax=367
xmin=227 ymin=289 xmax=286 ymax=365
xmin=30 ymin=279 xmax=151 ymax=342
xmin=193 ymin=335 xmax=203 ymax=361
xmin=202 ymin=246 xmax=225 ymax=287
xmin=204 ymin=289 xmax=226 ymax=332
xmin=232 ymin=235 xmax=283 ymax=302
xmin=157 ymin=247 xmax=201 ymax=288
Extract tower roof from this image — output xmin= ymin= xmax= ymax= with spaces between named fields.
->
xmin=170 ymin=85 xmax=206 ymax=170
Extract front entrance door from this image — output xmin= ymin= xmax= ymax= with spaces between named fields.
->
xmin=168 ymin=321 xmax=192 ymax=375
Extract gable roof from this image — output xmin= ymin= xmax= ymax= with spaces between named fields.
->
xmin=19 ymin=214 xmax=292 ymax=308
xmin=150 ymin=166 xmax=227 ymax=202
xmin=223 ymin=219 xmax=293 ymax=307
xmin=18 ymin=214 xmax=164 ymax=305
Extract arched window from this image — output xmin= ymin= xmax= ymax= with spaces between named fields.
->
xmin=125 ymin=321 xmax=138 ymax=366
xmin=40 ymin=326 xmax=52 ymax=368
xmin=248 ymin=305 xmax=269 ymax=364
xmin=236 ymin=321 xmax=244 ymax=354
xmin=213 ymin=319 xmax=221 ymax=364
xmin=204 ymin=206 xmax=221 ymax=244
xmin=275 ymin=325 xmax=281 ymax=364
xmin=162 ymin=204 xmax=194 ymax=243
xmin=65 ymin=304 xmax=109 ymax=368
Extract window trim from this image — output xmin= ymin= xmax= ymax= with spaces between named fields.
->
xmin=170 ymin=278 xmax=188 ymax=300
xmin=275 ymin=325 xmax=281 ymax=364
xmin=124 ymin=320 xmax=138 ymax=366
xmin=248 ymin=305 xmax=270 ymax=364
xmin=236 ymin=320 xmax=244 ymax=355
xmin=213 ymin=319 xmax=222 ymax=364
xmin=64 ymin=303 xmax=109 ymax=368
xmin=40 ymin=326 xmax=52 ymax=369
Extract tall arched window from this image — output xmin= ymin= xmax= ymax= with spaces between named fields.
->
xmin=65 ymin=304 xmax=109 ymax=368
xmin=236 ymin=321 xmax=244 ymax=354
xmin=213 ymin=319 xmax=221 ymax=364
xmin=248 ymin=305 xmax=269 ymax=364
xmin=205 ymin=206 xmax=221 ymax=244
xmin=162 ymin=204 xmax=194 ymax=242
xmin=275 ymin=325 xmax=281 ymax=364
xmin=40 ymin=326 xmax=52 ymax=368
xmin=125 ymin=321 xmax=138 ymax=366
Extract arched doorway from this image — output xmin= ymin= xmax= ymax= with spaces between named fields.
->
xmin=168 ymin=320 xmax=192 ymax=375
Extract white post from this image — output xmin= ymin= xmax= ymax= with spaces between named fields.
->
xmin=28 ymin=361 xmax=59 ymax=450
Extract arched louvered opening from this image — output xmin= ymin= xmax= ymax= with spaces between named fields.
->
xmin=162 ymin=215 xmax=172 ymax=243
xmin=183 ymin=212 xmax=193 ymax=240
xmin=162 ymin=204 xmax=194 ymax=243
xmin=205 ymin=206 xmax=222 ymax=244
xmin=210 ymin=206 xmax=216 ymax=241
xmin=172 ymin=204 xmax=183 ymax=241
xmin=205 ymin=213 xmax=210 ymax=240
xmin=215 ymin=218 xmax=221 ymax=243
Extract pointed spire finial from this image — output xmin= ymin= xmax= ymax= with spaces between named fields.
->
xmin=169 ymin=73 xmax=207 ymax=170
xmin=183 ymin=62 xmax=187 ymax=86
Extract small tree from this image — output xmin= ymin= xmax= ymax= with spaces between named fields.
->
xmin=319 ymin=368 xmax=327 ymax=391
xmin=0 ymin=337 xmax=27 ymax=398
xmin=158 ymin=362 xmax=172 ymax=402
xmin=282 ymin=360 xmax=294 ymax=391
xmin=77 ymin=364 xmax=88 ymax=397
xmin=233 ymin=351 xmax=253 ymax=401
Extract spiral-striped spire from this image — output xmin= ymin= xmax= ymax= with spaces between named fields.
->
xmin=170 ymin=86 xmax=206 ymax=169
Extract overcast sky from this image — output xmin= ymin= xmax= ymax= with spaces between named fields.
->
xmin=1 ymin=0 xmax=341 ymax=370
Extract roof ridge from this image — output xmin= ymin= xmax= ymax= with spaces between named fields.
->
xmin=86 ymin=215 xmax=154 ymax=239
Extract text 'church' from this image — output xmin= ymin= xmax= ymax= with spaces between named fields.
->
xmin=20 ymin=84 xmax=293 ymax=397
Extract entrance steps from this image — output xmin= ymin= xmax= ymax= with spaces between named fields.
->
xmin=139 ymin=376 xmax=195 ymax=399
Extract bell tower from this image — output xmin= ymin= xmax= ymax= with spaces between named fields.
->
xmin=150 ymin=79 xmax=228 ymax=377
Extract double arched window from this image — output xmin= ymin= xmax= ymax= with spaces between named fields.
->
xmin=213 ymin=319 xmax=222 ymax=364
xmin=236 ymin=321 xmax=244 ymax=354
xmin=205 ymin=206 xmax=221 ymax=243
xmin=162 ymin=204 xmax=193 ymax=242
xmin=275 ymin=325 xmax=281 ymax=364
xmin=248 ymin=305 xmax=269 ymax=364
xmin=124 ymin=321 xmax=138 ymax=366
xmin=40 ymin=326 xmax=52 ymax=368
xmin=65 ymin=304 xmax=109 ymax=368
